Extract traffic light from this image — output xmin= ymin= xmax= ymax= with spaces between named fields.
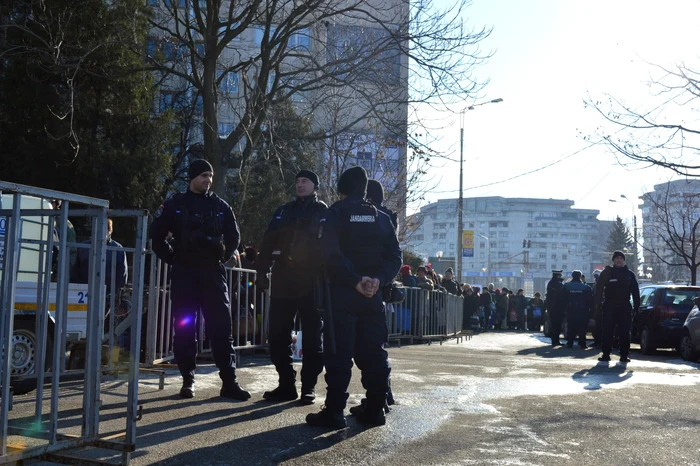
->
xmin=522 ymin=239 xmax=526 ymax=248
xmin=527 ymin=240 xmax=532 ymax=248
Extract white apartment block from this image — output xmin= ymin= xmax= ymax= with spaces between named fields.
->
xmin=640 ymin=179 xmax=700 ymax=284
xmin=405 ymin=197 xmax=612 ymax=293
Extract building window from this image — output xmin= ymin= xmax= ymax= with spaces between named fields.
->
xmin=356 ymin=151 xmax=373 ymax=171
xmin=438 ymin=233 xmax=446 ymax=239
xmin=218 ymin=71 xmax=239 ymax=94
xmin=562 ymin=254 xmax=568 ymax=260
xmin=218 ymin=122 xmax=234 ymax=137
xmin=254 ymin=25 xmax=278 ymax=46
xmin=159 ymin=91 xmax=186 ymax=112
xmin=289 ymin=28 xmax=311 ymax=50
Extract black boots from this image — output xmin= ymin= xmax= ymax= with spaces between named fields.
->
xmin=349 ymin=398 xmax=391 ymax=416
xmin=220 ymin=382 xmax=251 ymax=400
xmin=299 ymin=386 xmax=315 ymax=405
xmin=263 ymin=384 xmax=298 ymax=402
xmin=305 ymin=408 xmax=347 ymax=429
xmin=179 ymin=378 xmax=195 ymax=399
xmin=598 ymin=354 xmax=611 ymax=362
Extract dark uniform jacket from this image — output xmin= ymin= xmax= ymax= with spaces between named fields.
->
xmin=562 ymin=279 xmax=593 ymax=315
xmin=319 ymin=195 xmax=402 ymax=291
xmin=150 ymin=190 xmax=240 ymax=266
xmin=594 ymin=265 xmax=641 ymax=311
xmin=256 ymin=194 xmax=327 ymax=298
xmin=545 ymin=278 xmax=565 ymax=316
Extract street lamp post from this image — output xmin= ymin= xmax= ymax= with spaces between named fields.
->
xmin=478 ymin=233 xmax=491 ymax=285
xmin=457 ymin=98 xmax=503 ymax=283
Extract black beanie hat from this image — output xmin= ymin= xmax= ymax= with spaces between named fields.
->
xmin=366 ymin=179 xmax=384 ymax=205
xmin=296 ymin=169 xmax=319 ymax=189
xmin=188 ymin=159 xmax=213 ymax=181
xmin=337 ymin=166 xmax=368 ymax=196
xmin=612 ymin=250 xmax=626 ymax=261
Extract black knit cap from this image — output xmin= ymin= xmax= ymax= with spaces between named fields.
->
xmin=612 ymin=250 xmax=625 ymax=261
xmin=296 ymin=169 xmax=319 ymax=189
xmin=188 ymin=159 xmax=214 ymax=181
xmin=366 ymin=179 xmax=384 ymax=205
xmin=337 ymin=166 xmax=368 ymax=196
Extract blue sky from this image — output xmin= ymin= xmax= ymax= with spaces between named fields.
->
xmin=414 ymin=0 xmax=700 ymax=226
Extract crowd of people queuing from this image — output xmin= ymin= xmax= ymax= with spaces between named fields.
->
xmin=398 ymin=264 xmax=546 ymax=333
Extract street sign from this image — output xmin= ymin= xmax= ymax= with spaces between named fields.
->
xmin=462 ymin=230 xmax=474 ymax=257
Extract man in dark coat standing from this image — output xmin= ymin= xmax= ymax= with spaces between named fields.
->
xmin=256 ymin=170 xmax=327 ymax=404
xmin=546 ymin=270 xmax=565 ymax=346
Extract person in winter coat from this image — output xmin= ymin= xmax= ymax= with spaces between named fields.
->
xmin=440 ymin=268 xmax=461 ymax=295
xmin=528 ymin=292 xmax=545 ymax=331
xmin=479 ymin=286 xmax=494 ymax=330
xmin=461 ymin=285 xmax=480 ymax=331
xmin=415 ymin=266 xmax=435 ymax=291
xmin=515 ymin=289 xmax=528 ymax=330
xmin=399 ymin=264 xmax=417 ymax=287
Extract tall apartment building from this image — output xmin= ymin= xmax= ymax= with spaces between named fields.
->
xmin=405 ymin=196 xmax=612 ymax=293
xmin=148 ymin=0 xmax=409 ymax=218
xmin=640 ymin=179 xmax=700 ymax=284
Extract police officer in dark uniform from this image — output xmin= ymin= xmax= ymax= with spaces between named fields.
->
xmin=546 ymin=270 xmax=565 ymax=346
xmin=150 ymin=159 xmax=250 ymax=400
xmin=256 ymin=170 xmax=326 ymax=405
xmin=594 ymin=251 xmax=640 ymax=363
xmin=360 ymin=178 xmax=398 ymax=409
xmin=306 ymin=166 xmax=402 ymax=429
xmin=563 ymin=270 xmax=593 ymax=349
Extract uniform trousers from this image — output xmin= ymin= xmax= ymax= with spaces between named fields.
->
xmin=323 ymin=288 xmax=390 ymax=413
xmin=170 ymin=264 xmax=237 ymax=382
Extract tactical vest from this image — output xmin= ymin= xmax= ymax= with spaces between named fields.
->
xmin=274 ymin=199 xmax=324 ymax=269
xmin=336 ymin=199 xmax=382 ymax=276
xmin=172 ymin=192 xmax=225 ymax=265
xmin=604 ymin=266 xmax=631 ymax=303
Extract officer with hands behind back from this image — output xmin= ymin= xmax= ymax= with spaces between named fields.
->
xmin=306 ymin=166 xmax=402 ymax=429
xmin=256 ymin=170 xmax=327 ymax=405
xmin=562 ymin=270 xmax=593 ymax=349
xmin=594 ymin=251 xmax=640 ymax=363
xmin=150 ymin=159 xmax=250 ymax=401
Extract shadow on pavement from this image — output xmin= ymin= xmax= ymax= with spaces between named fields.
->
xmin=516 ymin=344 xmax=598 ymax=359
xmin=572 ymin=363 xmax=633 ymax=390
xmin=157 ymin=420 xmax=366 ymax=465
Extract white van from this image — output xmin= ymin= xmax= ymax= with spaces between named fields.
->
xmin=1 ymin=193 xmax=90 ymax=394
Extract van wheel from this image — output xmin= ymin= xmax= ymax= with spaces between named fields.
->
xmin=543 ymin=317 xmax=551 ymax=337
xmin=10 ymin=319 xmax=53 ymax=396
xmin=639 ymin=326 xmax=655 ymax=355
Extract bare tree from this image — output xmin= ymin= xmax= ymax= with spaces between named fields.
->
xmin=144 ymin=0 xmax=491 ymax=196
xmin=585 ymin=62 xmax=700 ymax=177
xmin=640 ymin=180 xmax=700 ymax=285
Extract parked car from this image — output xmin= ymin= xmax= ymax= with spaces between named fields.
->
xmin=631 ymin=285 xmax=700 ymax=355
xmin=679 ymin=298 xmax=700 ymax=362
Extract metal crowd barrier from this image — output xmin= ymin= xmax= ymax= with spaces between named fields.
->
xmin=142 ymin=256 xmax=271 ymax=367
xmin=0 ymin=181 xmax=148 ymax=465
xmin=386 ymin=287 xmax=467 ymax=344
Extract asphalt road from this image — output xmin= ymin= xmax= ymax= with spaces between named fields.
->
xmin=17 ymin=331 xmax=700 ymax=465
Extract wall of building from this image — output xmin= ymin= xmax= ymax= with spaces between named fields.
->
xmin=405 ymin=196 xmax=612 ymax=292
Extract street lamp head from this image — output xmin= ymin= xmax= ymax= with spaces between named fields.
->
xmin=608 ymin=199 xmax=617 ymax=203
xmin=491 ymin=98 xmax=504 ymax=103
xmin=620 ymin=194 xmax=627 ymax=199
